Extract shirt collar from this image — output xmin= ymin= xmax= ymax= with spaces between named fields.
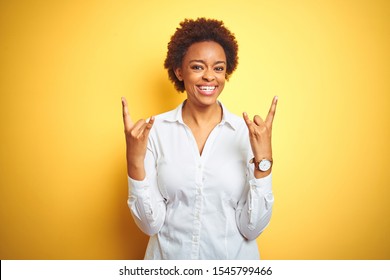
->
xmin=163 ymin=100 xmax=238 ymax=130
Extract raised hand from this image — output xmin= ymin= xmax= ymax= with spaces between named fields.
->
xmin=243 ymin=96 xmax=278 ymax=177
xmin=122 ymin=97 xmax=154 ymax=180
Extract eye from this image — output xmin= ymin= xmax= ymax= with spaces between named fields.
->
xmin=191 ymin=65 xmax=203 ymax=71
xmin=215 ymin=66 xmax=225 ymax=72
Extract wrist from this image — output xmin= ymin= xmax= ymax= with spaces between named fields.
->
xmin=127 ymin=164 xmax=146 ymax=181
xmin=254 ymin=168 xmax=272 ymax=179
xmin=253 ymin=152 xmax=272 ymax=161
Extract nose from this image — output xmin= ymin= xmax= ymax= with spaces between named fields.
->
xmin=202 ymin=68 xmax=215 ymax=82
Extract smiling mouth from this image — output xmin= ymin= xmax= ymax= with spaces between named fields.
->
xmin=197 ymin=85 xmax=218 ymax=95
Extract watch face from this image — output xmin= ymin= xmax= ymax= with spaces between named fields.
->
xmin=259 ymin=159 xmax=271 ymax=171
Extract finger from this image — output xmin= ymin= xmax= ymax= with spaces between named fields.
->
xmin=145 ymin=116 xmax=155 ymax=131
xmin=131 ymin=119 xmax=147 ymax=136
xmin=122 ymin=97 xmax=134 ymax=130
xmin=139 ymin=116 xmax=155 ymax=138
xmin=242 ymin=112 xmax=252 ymax=127
xmin=265 ymin=96 xmax=278 ymax=128
xmin=253 ymin=115 xmax=264 ymax=126
xmin=243 ymin=112 xmax=259 ymax=135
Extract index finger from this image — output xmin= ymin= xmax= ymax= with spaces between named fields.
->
xmin=121 ymin=96 xmax=133 ymax=130
xmin=265 ymin=96 xmax=278 ymax=128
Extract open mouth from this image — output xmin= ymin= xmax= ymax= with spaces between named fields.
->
xmin=197 ymin=85 xmax=218 ymax=95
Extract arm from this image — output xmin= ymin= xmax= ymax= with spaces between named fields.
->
xmin=237 ymin=96 xmax=278 ymax=240
xmin=122 ymin=97 xmax=166 ymax=236
xmin=127 ymin=145 xmax=166 ymax=236
xmin=236 ymin=172 xmax=274 ymax=240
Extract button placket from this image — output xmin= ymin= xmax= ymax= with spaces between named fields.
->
xmin=191 ymin=160 xmax=204 ymax=259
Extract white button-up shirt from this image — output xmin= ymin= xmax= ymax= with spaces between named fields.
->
xmin=128 ymin=101 xmax=274 ymax=259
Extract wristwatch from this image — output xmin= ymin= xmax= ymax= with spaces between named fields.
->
xmin=251 ymin=158 xmax=273 ymax=172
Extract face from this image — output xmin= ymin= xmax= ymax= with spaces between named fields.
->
xmin=174 ymin=41 xmax=227 ymax=108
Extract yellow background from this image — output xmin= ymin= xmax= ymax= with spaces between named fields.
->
xmin=1 ymin=0 xmax=389 ymax=259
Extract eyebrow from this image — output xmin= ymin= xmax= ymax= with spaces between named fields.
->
xmin=189 ymin=59 xmax=226 ymax=65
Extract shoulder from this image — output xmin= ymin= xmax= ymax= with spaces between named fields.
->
xmin=154 ymin=113 xmax=174 ymax=123
xmin=154 ymin=103 xmax=182 ymax=122
xmin=228 ymin=112 xmax=246 ymax=127
xmin=221 ymin=103 xmax=247 ymax=131
xmin=149 ymin=104 xmax=182 ymax=137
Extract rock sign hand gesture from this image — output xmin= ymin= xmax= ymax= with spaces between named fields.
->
xmin=121 ymin=97 xmax=154 ymax=180
xmin=243 ymin=96 xmax=278 ymax=178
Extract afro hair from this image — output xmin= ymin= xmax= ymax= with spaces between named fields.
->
xmin=164 ymin=18 xmax=239 ymax=92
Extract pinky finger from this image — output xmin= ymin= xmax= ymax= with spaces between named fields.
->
xmin=142 ymin=116 xmax=155 ymax=136
xmin=243 ymin=112 xmax=251 ymax=125
xmin=146 ymin=116 xmax=155 ymax=129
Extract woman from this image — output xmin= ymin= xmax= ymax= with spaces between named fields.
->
xmin=121 ymin=18 xmax=278 ymax=259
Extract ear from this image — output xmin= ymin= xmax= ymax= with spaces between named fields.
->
xmin=174 ymin=68 xmax=183 ymax=81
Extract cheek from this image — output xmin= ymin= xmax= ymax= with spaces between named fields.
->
xmin=218 ymin=76 xmax=226 ymax=86
xmin=183 ymin=74 xmax=201 ymax=87
xmin=183 ymin=70 xmax=199 ymax=81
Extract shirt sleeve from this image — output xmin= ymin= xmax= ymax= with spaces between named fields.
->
xmin=235 ymin=172 xmax=274 ymax=241
xmin=127 ymin=146 xmax=166 ymax=236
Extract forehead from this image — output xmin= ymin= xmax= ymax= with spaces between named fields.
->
xmin=183 ymin=41 xmax=226 ymax=62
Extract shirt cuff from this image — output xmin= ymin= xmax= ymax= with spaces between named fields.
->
xmin=128 ymin=175 xmax=150 ymax=196
xmin=248 ymin=172 xmax=272 ymax=193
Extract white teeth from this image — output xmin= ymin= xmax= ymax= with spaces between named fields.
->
xmin=199 ymin=86 xmax=216 ymax=91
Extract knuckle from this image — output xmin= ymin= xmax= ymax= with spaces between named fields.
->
xmin=250 ymin=126 xmax=268 ymax=138
xmin=130 ymin=130 xmax=138 ymax=138
xmin=250 ymin=130 xmax=260 ymax=138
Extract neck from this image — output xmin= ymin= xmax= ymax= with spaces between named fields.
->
xmin=182 ymin=100 xmax=222 ymax=127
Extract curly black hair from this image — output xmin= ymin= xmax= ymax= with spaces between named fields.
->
xmin=164 ymin=18 xmax=239 ymax=92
